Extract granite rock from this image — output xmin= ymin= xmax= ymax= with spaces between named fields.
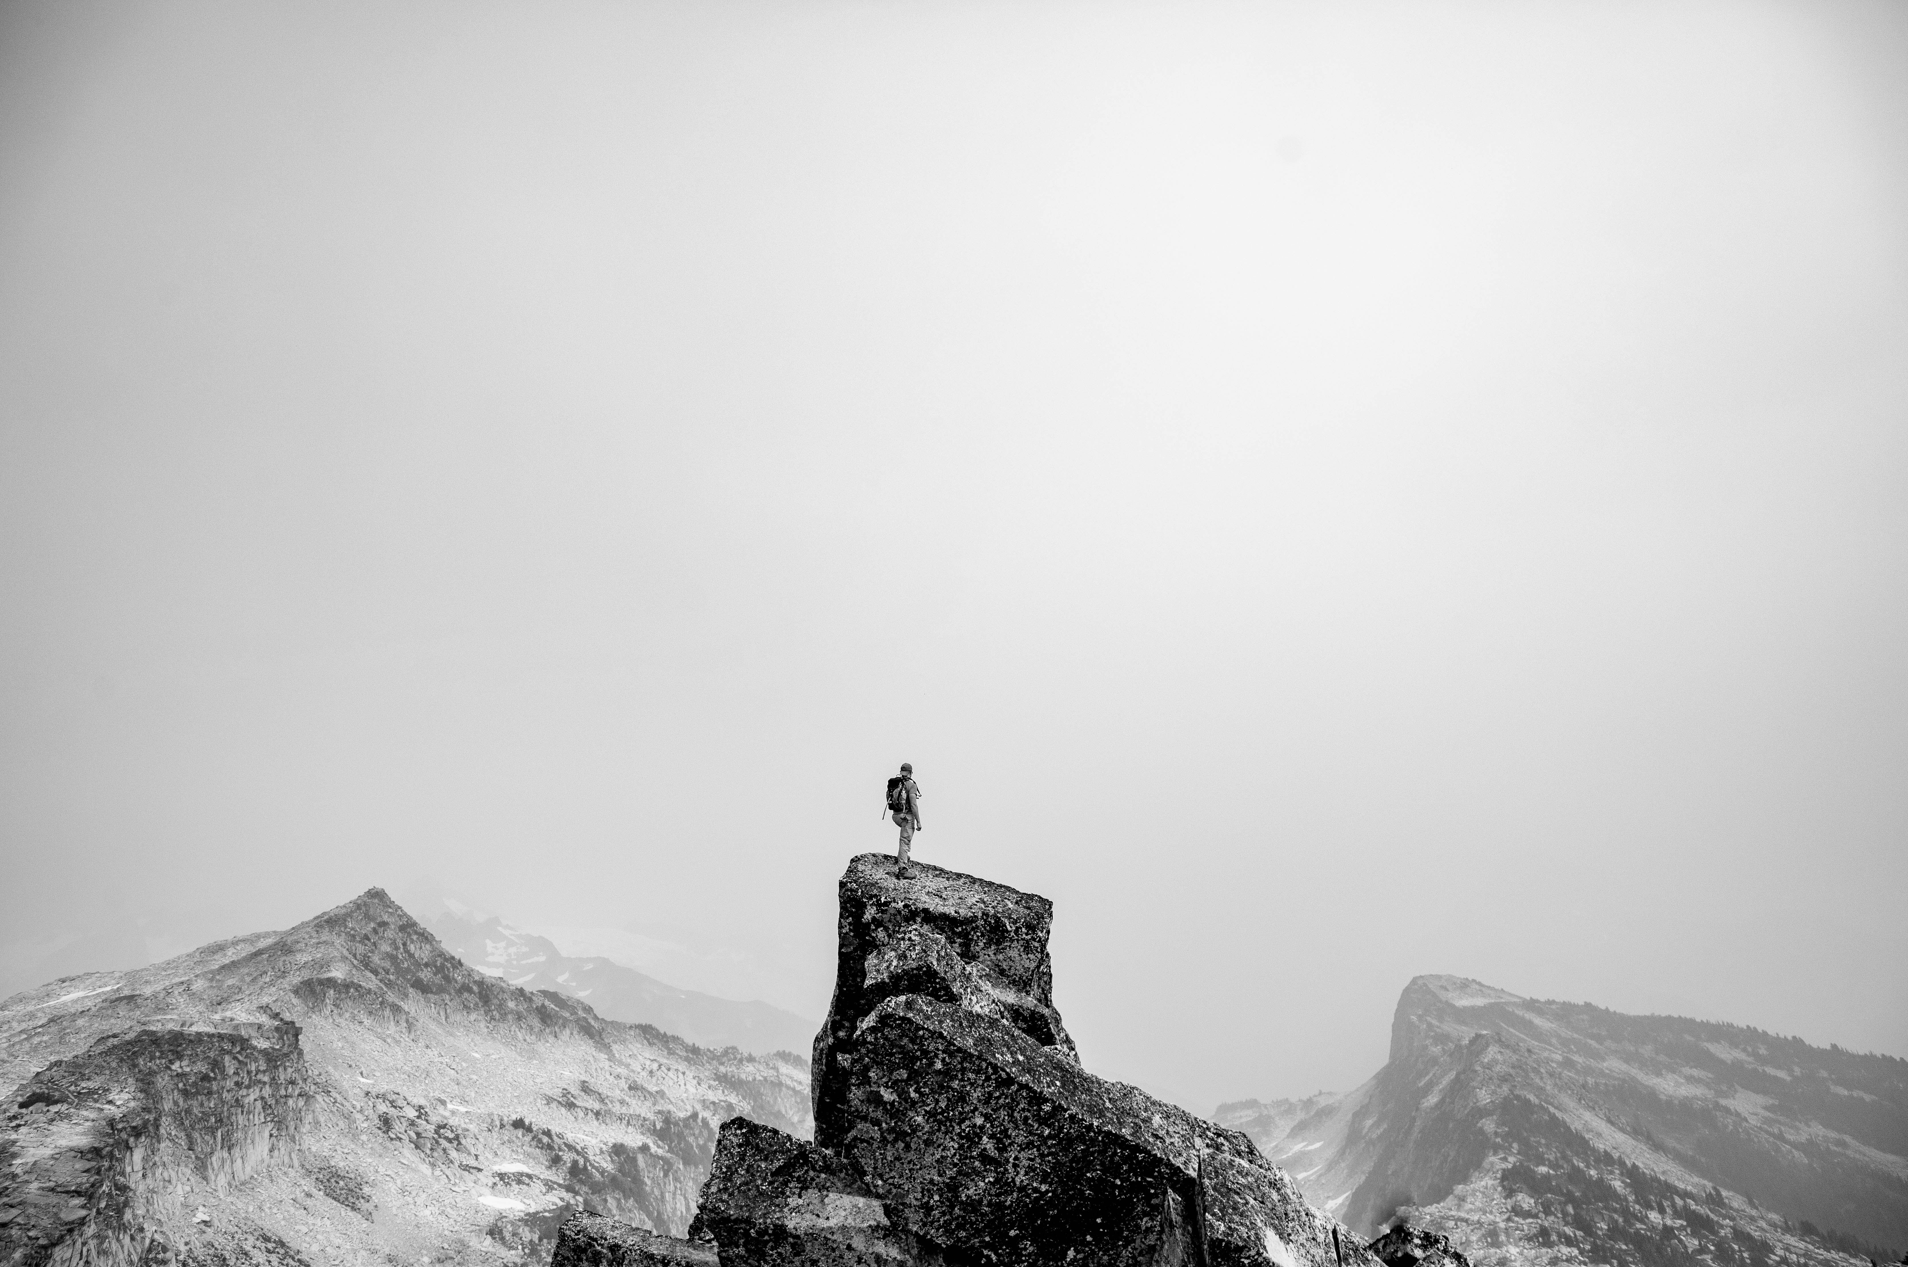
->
xmin=688 ymin=1116 xmax=931 ymax=1267
xmin=812 ymin=856 xmax=1075 ymax=1154
xmin=839 ymin=994 xmax=1374 ymax=1267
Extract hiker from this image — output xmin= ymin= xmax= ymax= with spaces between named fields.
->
xmin=884 ymin=763 xmax=922 ymax=876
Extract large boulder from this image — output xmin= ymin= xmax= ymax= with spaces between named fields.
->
xmin=1365 ymin=1225 xmax=1470 ymax=1267
xmin=811 ymin=855 xmax=1076 ymax=1152
xmin=839 ymin=993 xmax=1375 ymax=1267
xmin=552 ymin=1213 xmax=718 ymax=1267
xmin=688 ymin=1116 xmax=933 ymax=1267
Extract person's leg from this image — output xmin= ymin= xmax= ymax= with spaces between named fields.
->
xmin=896 ymin=815 xmax=913 ymax=874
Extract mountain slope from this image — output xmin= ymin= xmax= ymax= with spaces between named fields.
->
xmin=415 ymin=901 xmax=816 ymax=1057
xmin=0 ymin=889 xmax=809 ymax=1266
xmin=1213 ymin=1092 xmax=1340 ymax=1157
xmin=1268 ymin=975 xmax=1906 ymax=1267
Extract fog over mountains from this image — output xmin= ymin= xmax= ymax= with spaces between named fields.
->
xmin=409 ymin=896 xmax=815 ymax=1057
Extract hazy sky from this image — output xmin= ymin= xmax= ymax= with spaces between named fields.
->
xmin=2 ymin=0 xmax=1905 ymax=1114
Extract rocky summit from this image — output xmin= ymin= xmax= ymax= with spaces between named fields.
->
xmin=559 ymin=854 xmax=1381 ymax=1267
xmin=810 ymin=854 xmax=1077 ymax=1156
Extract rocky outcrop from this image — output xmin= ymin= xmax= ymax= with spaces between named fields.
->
xmin=840 ymin=993 xmax=1352 ymax=1264
xmin=839 ymin=992 xmax=1202 ymax=1266
xmin=553 ymin=1213 xmax=718 ymax=1267
xmin=812 ymin=857 xmax=1075 ymax=1155
xmin=1365 ymin=1225 xmax=1469 ymax=1267
xmin=0 ymin=1022 xmax=309 ymax=1267
xmin=566 ymin=854 xmax=1374 ymax=1267
xmin=687 ymin=1117 xmax=928 ymax=1267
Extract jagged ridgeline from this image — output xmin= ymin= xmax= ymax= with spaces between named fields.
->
xmin=557 ymin=854 xmax=1382 ymax=1267
xmin=0 ymin=888 xmax=809 ymax=1266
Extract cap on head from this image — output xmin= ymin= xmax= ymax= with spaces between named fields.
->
xmin=899 ymin=763 xmax=912 ymax=773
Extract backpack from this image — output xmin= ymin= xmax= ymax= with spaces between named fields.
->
xmin=886 ymin=776 xmax=910 ymax=816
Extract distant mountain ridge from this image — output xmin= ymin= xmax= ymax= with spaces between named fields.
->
xmin=1213 ymin=1092 xmax=1340 ymax=1157
xmin=412 ymin=898 xmax=816 ymax=1057
xmin=0 ymin=888 xmax=809 ymax=1266
xmin=1249 ymin=975 xmax=1906 ymax=1267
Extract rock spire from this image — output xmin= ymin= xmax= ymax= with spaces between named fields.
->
xmin=559 ymin=853 xmax=1378 ymax=1267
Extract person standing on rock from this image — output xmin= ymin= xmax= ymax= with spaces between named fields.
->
xmin=884 ymin=763 xmax=923 ymax=876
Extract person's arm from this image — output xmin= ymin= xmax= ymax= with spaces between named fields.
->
xmin=910 ymin=781 xmax=923 ymax=828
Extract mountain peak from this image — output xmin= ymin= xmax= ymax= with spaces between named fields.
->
xmin=317 ymin=885 xmax=408 ymax=924
xmin=1403 ymin=975 xmax=1525 ymax=1009
xmin=0 ymin=887 xmax=813 ymax=1267
xmin=282 ymin=886 xmax=438 ymax=952
xmin=1389 ymin=976 xmax=1526 ymax=1065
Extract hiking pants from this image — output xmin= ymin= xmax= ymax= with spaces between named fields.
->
xmin=895 ymin=813 xmax=915 ymax=867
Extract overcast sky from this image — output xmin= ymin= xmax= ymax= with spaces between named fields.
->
xmin=2 ymin=0 xmax=1904 ymax=1113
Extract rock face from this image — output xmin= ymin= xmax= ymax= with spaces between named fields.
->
xmin=565 ymin=854 xmax=1375 ymax=1267
xmin=841 ymin=992 xmax=1221 ymax=1267
xmin=0 ymin=1023 xmax=308 ymax=1267
xmin=688 ymin=1117 xmax=927 ymax=1267
xmin=812 ymin=856 xmax=1075 ymax=1154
